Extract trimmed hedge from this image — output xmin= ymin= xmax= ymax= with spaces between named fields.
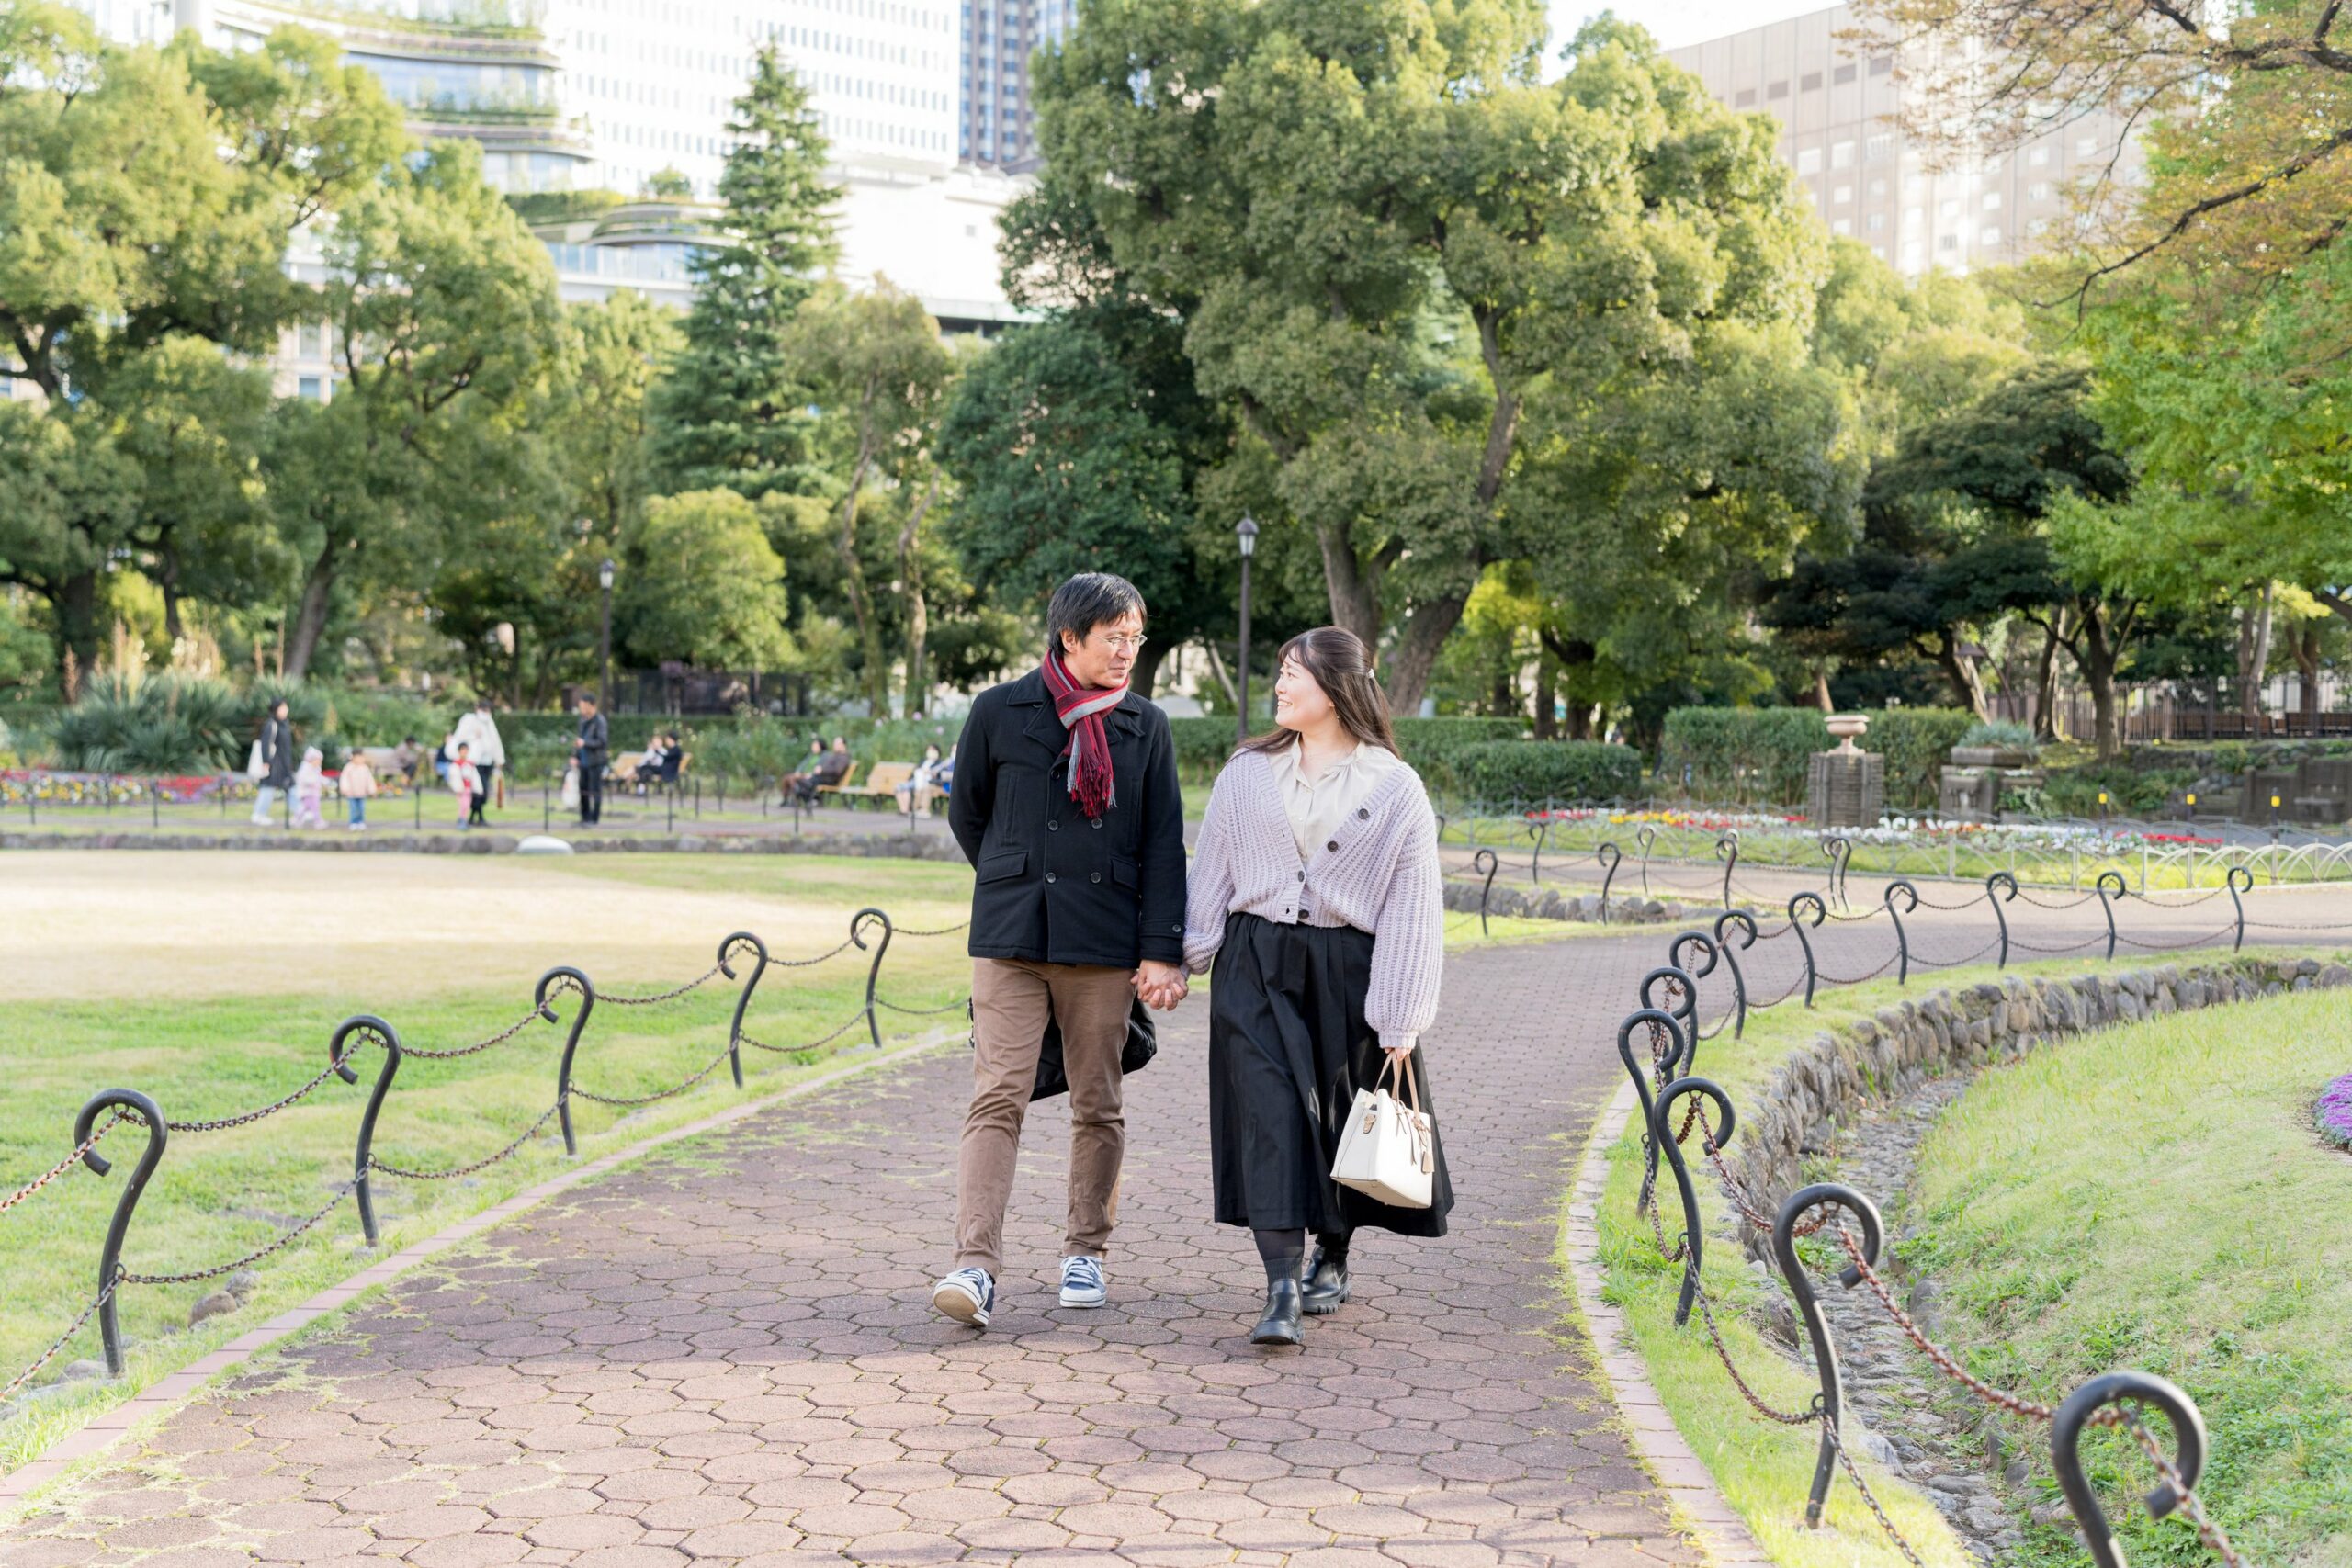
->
xmin=1658 ymin=705 xmax=1973 ymax=810
xmin=1454 ymin=740 xmax=1642 ymax=807
xmin=1168 ymin=716 xmax=1526 ymax=790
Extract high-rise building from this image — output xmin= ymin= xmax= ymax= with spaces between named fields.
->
xmin=79 ymin=0 xmax=1023 ymax=329
xmin=956 ymin=0 xmax=1073 ymax=170
xmin=1666 ymin=4 xmax=2143 ymax=276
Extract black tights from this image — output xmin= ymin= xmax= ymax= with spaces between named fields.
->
xmin=1251 ymin=1227 xmax=1350 ymax=1282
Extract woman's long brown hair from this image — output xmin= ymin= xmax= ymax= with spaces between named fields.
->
xmin=1238 ymin=626 xmax=1399 ymax=757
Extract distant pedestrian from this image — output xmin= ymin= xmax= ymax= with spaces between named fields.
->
xmin=251 ymin=700 xmax=296 ymax=827
xmin=291 ymin=747 xmax=327 ymax=830
xmin=897 ymin=743 xmax=944 ymax=816
xmin=452 ymin=700 xmax=505 ymax=825
xmin=572 ymin=695 xmax=608 ymax=825
xmin=338 ymin=750 xmax=378 ymax=831
xmin=448 ymin=742 xmax=481 ymax=829
xmin=392 ymin=736 xmax=423 ymax=785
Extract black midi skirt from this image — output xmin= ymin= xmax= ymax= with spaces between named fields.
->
xmin=1208 ymin=911 xmax=1453 ymax=1237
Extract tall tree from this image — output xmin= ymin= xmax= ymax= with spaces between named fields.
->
xmin=615 ymin=491 xmax=796 ymax=671
xmin=786 ymin=280 xmax=957 ymax=716
xmin=649 ymin=47 xmax=840 ymax=500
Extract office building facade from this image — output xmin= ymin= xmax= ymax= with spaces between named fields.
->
xmin=956 ymin=0 xmax=1074 ymax=169
xmin=1667 ymin=4 xmax=2143 ymax=276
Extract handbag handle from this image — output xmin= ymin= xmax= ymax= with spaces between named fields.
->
xmin=1377 ymin=1048 xmax=1421 ymax=1117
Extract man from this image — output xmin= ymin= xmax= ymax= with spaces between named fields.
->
xmin=451 ymin=699 xmax=505 ymax=825
xmin=392 ymin=735 xmax=423 ymax=786
xmin=572 ymin=694 xmax=608 ymax=825
xmin=933 ymin=573 xmax=1188 ymax=1329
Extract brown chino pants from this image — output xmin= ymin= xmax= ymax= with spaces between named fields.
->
xmin=956 ymin=958 xmax=1133 ymax=1278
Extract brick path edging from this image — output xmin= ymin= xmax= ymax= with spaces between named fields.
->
xmin=1563 ymin=1079 xmax=1773 ymax=1568
xmin=0 ymin=1028 xmax=961 ymax=1511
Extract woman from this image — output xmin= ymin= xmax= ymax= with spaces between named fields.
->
xmin=897 ymin=742 xmax=944 ymax=816
xmin=1183 ymin=626 xmax=1451 ymax=1346
xmin=250 ymin=700 xmax=296 ymax=827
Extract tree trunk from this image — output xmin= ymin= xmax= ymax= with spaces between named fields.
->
xmin=1202 ymin=640 xmax=1239 ymax=711
xmin=895 ymin=476 xmax=937 ymax=717
xmin=833 ymin=446 xmax=889 ymax=718
xmin=2033 ymin=613 xmax=2068 ymax=742
xmin=1311 ymin=520 xmax=1383 ymax=649
xmin=1382 ymin=591 xmax=1471 ymax=716
xmin=2236 ymin=582 xmax=2275 ymax=727
xmin=1488 ymin=670 xmax=1512 ymax=718
xmin=1932 ymin=634 xmax=1991 ymax=721
xmin=54 ymin=571 xmax=104 ymax=691
xmin=2075 ymin=606 xmax=2126 ymax=760
xmin=1129 ymin=639 xmax=1170 ymax=699
xmin=285 ymin=549 xmax=338 ymax=682
xmin=2294 ymin=623 xmax=2322 ymax=728
xmin=1532 ymin=657 xmax=1556 ymax=739
xmin=1812 ymin=665 xmax=1835 ymax=713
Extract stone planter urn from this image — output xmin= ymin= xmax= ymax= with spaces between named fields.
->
xmin=1808 ymin=715 xmax=1883 ymax=827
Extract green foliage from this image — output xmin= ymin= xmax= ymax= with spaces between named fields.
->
xmin=649 ymin=46 xmax=839 ymax=499
xmin=1868 ymin=708 xmax=1975 ymax=810
xmin=49 ymin=673 xmax=247 ymax=772
xmin=1453 ymin=741 xmax=1642 ymax=807
xmin=1164 ymin=716 xmax=1527 ymax=790
xmin=616 ymin=491 xmax=795 ymax=671
xmin=2037 ymin=762 xmax=2194 ymax=818
xmin=1957 ymin=719 xmax=2037 ymax=753
xmin=1659 ymin=707 xmax=1832 ymax=803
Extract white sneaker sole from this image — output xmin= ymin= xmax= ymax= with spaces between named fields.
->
xmin=932 ymin=1281 xmax=990 ymax=1327
xmin=1057 ymin=1285 xmax=1107 ymax=1309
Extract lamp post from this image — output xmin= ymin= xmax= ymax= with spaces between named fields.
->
xmin=597 ymin=558 xmax=616 ymax=713
xmin=1234 ymin=513 xmax=1259 ymax=746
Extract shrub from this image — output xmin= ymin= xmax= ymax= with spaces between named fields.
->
xmin=1658 ymin=707 xmax=1829 ymax=803
xmin=1958 ymin=719 xmax=2037 ymax=754
xmin=1454 ymin=740 xmax=1642 ymax=807
xmin=1167 ymin=716 xmax=1524 ymax=789
xmin=50 ymin=674 xmax=249 ymax=773
xmin=1869 ymin=708 xmax=1975 ymax=810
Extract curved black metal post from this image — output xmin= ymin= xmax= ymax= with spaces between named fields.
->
xmin=538 ymin=966 xmax=596 ymax=1156
xmin=1650 ymin=949 xmax=1711 ymax=1068
xmin=1527 ymin=817 xmax=1550 ymax=886
xmin=1596 ymin=841 xmax=1621 ymax=924
xmin=1883 ymin=879 xmax=1918 ymax=985
xmin=76 ymin=1089 xmax=166 ymax=1377
xmin=853 ymin=907 xmax=893 ymax=1049
xmin=2226 ymin=865 xmax=2252 ymax=953
xmin=718 ymin=931 xmax=767 ymax=1089
xmin=1472 ymin=849 xmax=1498 ymax=936
xmin=2096 ymin=869 xmax=2129 ymax=961
xmin=328 ymin=1016 xmax=401 ymax=1246
xmin=1635 ymin=823 xmax=1657 ymax=897
xmin=1985 ymin=871 xmax=2018 ymax=969
xmin=2051 ymin=1371 xmax=2208 ymax=1568
xmin=1654 ymin=1077 xmax=1734 ymax=1326
xmin=1715 ymin=829 xmax=1740 ymax=908
xmin=1616 ymin=1006 xmax=1690 ymax=1216
xmin=1822 ymin=835 xmax=1852 ymax=908
xmin=1788 ymin=891 xmax=1826 ymax=1008
xmin=1772 ymin=1182 xmax=1884 ymax=1527
xmin=1713 ymin=909 xmax=1758 ymax=1038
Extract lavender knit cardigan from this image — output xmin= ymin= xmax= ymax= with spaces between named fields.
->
xmin=1183 ymin=749 xmax=1446 ymax=1052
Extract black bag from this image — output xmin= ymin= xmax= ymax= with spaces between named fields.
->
xmin=967 ymin=996 xmax=1159 ymax=1101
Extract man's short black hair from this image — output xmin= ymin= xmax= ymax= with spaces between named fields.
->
xmin=1046 ymin=572 xmax=1146 ymax=655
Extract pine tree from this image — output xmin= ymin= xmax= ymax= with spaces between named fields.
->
xmin=649 ymin=47 xmax=841 ymax=499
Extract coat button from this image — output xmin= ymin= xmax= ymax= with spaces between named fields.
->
xmin=1356 ymin=807 xmax=1370 ymax=819
xmin=1046 ymin=819 xmax=1059 ymax=831
xmin=1046 ymin=872 xmax=1057 ymax=884
xmin=1326 ymin=840 xmax=1340 ymax=852
xmin=1090 ymin=871 xmax=1102 ymax=884
xmin=1091 ymin=818 xmax=1102 ymax=829
xmin=1295 ymin=870 xmax=1305 ymax=881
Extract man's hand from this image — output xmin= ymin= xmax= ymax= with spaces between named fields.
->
xmin=1134 ymin=960 xmax=1188 ymax=1010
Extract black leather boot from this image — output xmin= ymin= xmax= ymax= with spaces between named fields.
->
xmin=1250 ymin=1277 xmax=1303 ymax=1346
xmin=1301 ymin=1247 xmax=1351 ymax=1315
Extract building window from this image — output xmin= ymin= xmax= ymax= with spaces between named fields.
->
xmin=1735 ymin=87 xmax=1756 ymax=107
xmin=2076 ymin=135 xmax=2098 ymax=156
xmin=1832 ymin=184 xmax=1852 ymax=204
xmin=2029 ymin=182 xmax=2052 ymax=201
xmin=1905 ymin=174 xmax=1924 ymax=196
xmin=1831 ymin=140 xmax=1854 ymax=168
xmin=1867 ymin=211 xmax=1887 ymax=231
xmin=1834 ymin=62 xmax=1856 ymax=85
xmin=1902 ymin=240 xmax=1924 ymax=265
xmin=1983 ymin=191 xmax=2002 ymax=210
xmin=298 ymin=377 xmax=322 ymax=401
xmin=1981 ymin=224 xmax=2002 ymax=245
xmin=1939 ymin=197 xmax=1959 ymax=218
xmin=1866 ymin=134 xmax=1893 ymax=163
xmin=1868 ymin=177 xmax=1888 ymax=197
xmin=1796 ymin=147 xmax=1823 ymax=174
xmin=1801 ymin=71 xmax=1822 ymax=91
xmin=2029 ymin=143 xmax=2052 ymax=166
xmin=1869 ymin=54 xmax=1893 ymax=74
xmin=1939 ymin=233 xmax=1958 ymax=252
xmin=1832 ymin=218 xmax=1852 ymax=235
xmin=298 ymin=323 xmax=325 ymax=358
xmin=1904 ymin=205 xmax=1924 ymax=228
xmin=1768 ymin=79 xmax=1789 ymax=99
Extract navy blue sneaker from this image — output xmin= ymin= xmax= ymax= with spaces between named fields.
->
xmin=931 ymin=1266 xmax=995 ymax=1328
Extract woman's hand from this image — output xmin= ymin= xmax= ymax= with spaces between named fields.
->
xmin=1381 ymin=1043 xmax=1416 ymax=1083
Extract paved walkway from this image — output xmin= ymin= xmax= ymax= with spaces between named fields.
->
xmin=0 ymin=937 xmax=1705 ymax=1568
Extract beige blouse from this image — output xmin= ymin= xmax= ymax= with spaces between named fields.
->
xmin=1263 ymin=740 xmax=1405 ymax=863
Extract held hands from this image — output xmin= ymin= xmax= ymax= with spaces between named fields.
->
xmin=1134 ymin=960 xmax=1189 ymax=1011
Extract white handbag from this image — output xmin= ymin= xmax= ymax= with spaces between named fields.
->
xmin=1330 ymin=1053 xmax=1435 ymax=1209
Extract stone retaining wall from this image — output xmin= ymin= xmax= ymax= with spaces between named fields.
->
xmin=1442 ymin=878 xmax=1754 ymax=928
xmin=1722 ymin=953 xmax=2352 ymax=1261
xmin=0 ymin=829 xmax=966 ymax=861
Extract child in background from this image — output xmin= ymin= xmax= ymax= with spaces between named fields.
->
xmin=448 ymin=741 xmax=481 ymax=829
xmin=291 ymin=747 xmax=327 ymax=829
xmin=339 ymin=749 xmax=378 ymax=831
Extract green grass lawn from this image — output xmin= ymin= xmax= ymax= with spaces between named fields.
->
xmin=1587 ymin=946 xmax=2335 ymax=1568
xmin=1904 ymin=987 xmax=2352 ymax=1568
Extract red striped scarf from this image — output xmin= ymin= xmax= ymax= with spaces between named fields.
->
xmin=1042 ymin=646 xmax=1125 ymax=820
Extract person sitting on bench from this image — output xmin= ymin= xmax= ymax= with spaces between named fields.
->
xmin=791 ymin=738 xmax=854 ymax=805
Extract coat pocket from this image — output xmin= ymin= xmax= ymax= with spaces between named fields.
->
xmin=978 ymin=848 xmax=1028 ymax=884
xmin=1109 ymin=854 xmax=1138 ymax=892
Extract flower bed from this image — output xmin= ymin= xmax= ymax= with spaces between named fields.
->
xmin=2319 ymin=1070 xmax=2352 ymax=1151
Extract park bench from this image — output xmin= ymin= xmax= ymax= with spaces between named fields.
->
xmin=823 ymin=761 xmax=917 ymax=807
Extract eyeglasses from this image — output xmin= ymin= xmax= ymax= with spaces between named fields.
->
xmin=1098 ymin=634 xmax=1149 ymax=654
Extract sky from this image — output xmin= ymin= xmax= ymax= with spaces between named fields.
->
xmin=1544 ymin=0 xmax=1834 ymax=57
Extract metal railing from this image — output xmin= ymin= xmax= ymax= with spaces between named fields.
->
xmin=0 ymin=909 xmax=973 ymax=1396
